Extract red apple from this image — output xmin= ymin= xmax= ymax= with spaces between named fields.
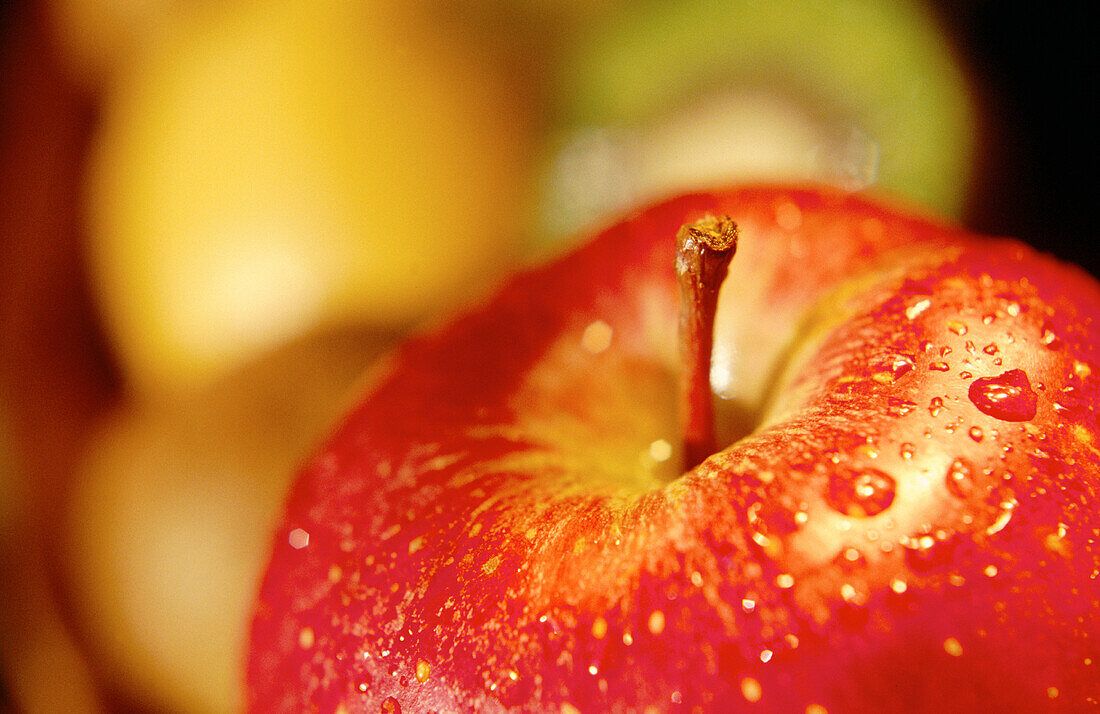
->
xmin=247 ymin=185 xmax=1100 ymax=712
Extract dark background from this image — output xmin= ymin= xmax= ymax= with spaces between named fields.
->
xmin=938 ymin=2 xmax=1096 ymax=276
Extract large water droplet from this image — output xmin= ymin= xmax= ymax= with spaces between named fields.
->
xmin=826 ymin=467 xmax=897 ymax=517
xmin=968 ymin=369 xmax=1038 ymax=421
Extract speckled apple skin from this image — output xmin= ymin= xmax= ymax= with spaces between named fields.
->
xmin=247 ymin=186 xmax=1100 ymax=713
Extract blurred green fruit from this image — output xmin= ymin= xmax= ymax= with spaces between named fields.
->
xmin=536 ymin=0 xmax=977 ymax=248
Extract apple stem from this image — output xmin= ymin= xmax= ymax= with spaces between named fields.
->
xmin=676 ymin=214 xmax=738 ymax=470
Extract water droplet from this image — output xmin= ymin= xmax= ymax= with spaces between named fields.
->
xmin=985 ymin=502 xmax=1015 ymax=535
xmin=969 ymin=369 xmax=1038 ymax=421
xmin=886 ymin=398 xmax=918 ymax=417
xmin=747 ymin=500 xmax=799 ymax=540
xmin=983 ymin=343 xmax=999 ymax=355
xmin=873 ymin=354 xmax=916 ymax=382
xmin=647 ymin=610 xmax=665 ymax=635
xmin=1043 ymin=527 xmax=1072 ymax=558
xmin=776 ymin=201 xmax=803 ymax=230
xmin=903 ymin=532 xmax=960 ymax=572
xmin=1040 ymin=321 xmax=1062 ymax=350
xmin=943 ymin=637 xmax=964 ymax=657
xmin=948 ymin=320 xmax=968 ymax=336
xmin=1054 ymin=386 xmax=1087 ymax=415
xmin=581 ymin=320 xmax=613 ymax=354
xmin=929 ymin=397 xmax=945 ymax=416
xmin=945 ymin=458 xmax=976 ymax=498
xmin=900 ymin=443 xmax=915 ymax=459
xmin=826 ymin=468 xmax=897 ymax=517
xmin=288 ymin=528 xmax=310 ymax=549
xmin=741 ymin=677 xmax=763 ymax=703
xmin=968 ymin=426 xmax=984 ymax=442
xmin=857 ymin=444 xmax=880 ymax=459
xmin=648 ymin=439 xmax=673 ymax=462
xmin=840 ymin=582 xmax=864 ymax=604
xmin=905 ymin=298 xmax=932 ymax=320
xmin=929 ymin=362 xmax=950 ymax=372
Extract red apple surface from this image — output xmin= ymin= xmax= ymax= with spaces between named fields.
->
xmin=248 ymin=185 xmax=1099 ymax=712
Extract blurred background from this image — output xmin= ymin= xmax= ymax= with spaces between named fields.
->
xmin=0 ymin=0 xmax=1094 ymax=711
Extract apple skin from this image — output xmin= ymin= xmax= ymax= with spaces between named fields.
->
xmin=248 ymin=185 xmax=1100 ymax=712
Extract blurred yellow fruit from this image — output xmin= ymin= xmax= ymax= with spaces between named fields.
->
xmin=59 ymin=326 xmax=394 ymax=713
xmin=83 ymin=0 xmax=533 ymax=395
